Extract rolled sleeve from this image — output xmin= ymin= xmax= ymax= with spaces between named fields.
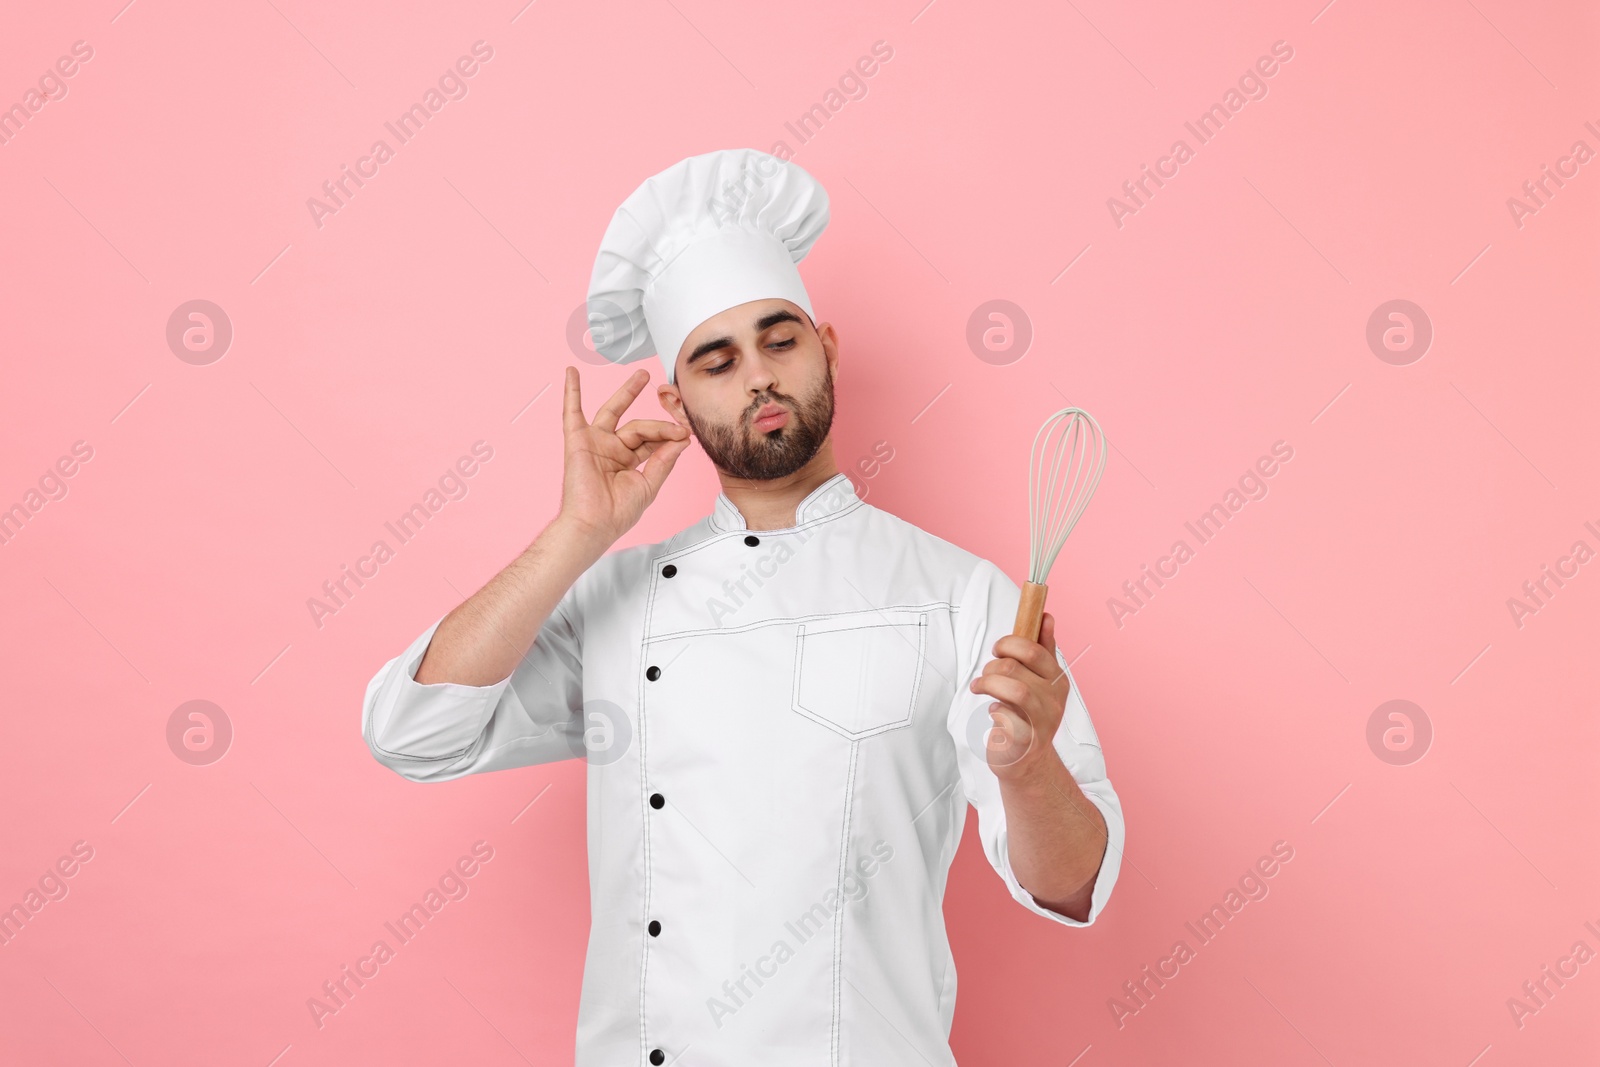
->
xmin=361 ymin=581 xmax=587 ymax=782
xmin=946 ymin=559 xmax=1126 ymax=927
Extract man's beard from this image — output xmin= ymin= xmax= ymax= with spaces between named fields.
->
xmin=683 ymin=362 xmax=835 ymax=481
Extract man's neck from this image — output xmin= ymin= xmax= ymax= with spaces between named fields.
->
xmin=717 ymin=442 xmax=840 ymax=531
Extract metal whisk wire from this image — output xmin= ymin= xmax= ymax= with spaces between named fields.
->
xmin=1028 ymin=407 xmax=1106 ymax=584
xmin=1014 ymin=406 xmax=1106 ymax=640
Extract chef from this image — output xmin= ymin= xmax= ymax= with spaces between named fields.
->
xmin=362 ymin=148 xmax=1125 ymax=1066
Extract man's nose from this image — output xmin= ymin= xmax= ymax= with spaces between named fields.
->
xmin=744 ymin=350 xmax=779 ymax=395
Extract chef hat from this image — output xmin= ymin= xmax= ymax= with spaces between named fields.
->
xmin=586 ymin=148 xmax=830 ymax=385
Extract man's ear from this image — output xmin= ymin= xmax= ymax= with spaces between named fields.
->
xmin=658 ymin=383 xmax=688 ymax=426
xmin=818 ymin=321 xmax=840 ymax=383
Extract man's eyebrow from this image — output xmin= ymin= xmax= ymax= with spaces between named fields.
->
xmin=685 ymin=309 xmax=807 ymax=365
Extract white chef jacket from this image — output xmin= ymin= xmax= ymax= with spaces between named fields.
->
xmin=362 ymin=472 xmax=1124 ymax=1066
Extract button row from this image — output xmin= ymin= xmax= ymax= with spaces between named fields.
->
xmin=648 ymin=792 xmax=667 ymax=1066
xmin=658 ymin=536 xmax=761 ymax=579
xmin=656 ymin=546 xmax=748 ymax=1067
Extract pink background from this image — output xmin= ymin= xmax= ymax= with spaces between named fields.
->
xmin=2 ymin=0 xmax=1596 ymax=1064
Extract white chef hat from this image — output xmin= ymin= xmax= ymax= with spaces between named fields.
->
xmin=586 ymin=148 xmax=830 ymax=385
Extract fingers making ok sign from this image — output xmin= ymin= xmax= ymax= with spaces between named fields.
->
xmin=558 ymin=366 xmax=693 ymax=543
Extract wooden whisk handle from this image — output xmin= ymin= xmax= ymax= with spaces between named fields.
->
xmin=1012 ymin=581 xmax=1048 ymax=642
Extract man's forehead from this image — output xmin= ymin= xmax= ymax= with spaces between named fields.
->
xmin=691 ymin=299 xmax=803 ymax=338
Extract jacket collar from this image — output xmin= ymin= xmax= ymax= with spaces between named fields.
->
xmin=708 ymin=472 xmax=859 ymax=533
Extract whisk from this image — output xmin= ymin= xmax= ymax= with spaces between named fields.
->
xmin=1013 ymin=406 xmax=1107 ymax=642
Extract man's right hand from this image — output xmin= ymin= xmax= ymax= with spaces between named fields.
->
xmin=559 ymin=365 xmax=693 ymax=545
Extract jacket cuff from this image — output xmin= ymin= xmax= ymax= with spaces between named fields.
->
xmin=364 ymin=617 xmax=514 ymax=764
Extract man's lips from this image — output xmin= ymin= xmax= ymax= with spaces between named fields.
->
xmin=753 ymin=404 xmax=789 ymax=432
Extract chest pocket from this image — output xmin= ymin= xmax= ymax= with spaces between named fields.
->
xmin=792 ymin=610 xmax=928 ymax=740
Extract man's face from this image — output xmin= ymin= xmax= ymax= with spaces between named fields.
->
xmin=663 ymin=299 xmax=837 ymax=482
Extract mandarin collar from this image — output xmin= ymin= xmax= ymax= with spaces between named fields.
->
xmin=707 ymin=472 xmax=859 ymax=533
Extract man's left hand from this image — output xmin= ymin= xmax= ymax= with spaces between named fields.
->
xmin=970 ymin=610 xmax=1070 ymax=780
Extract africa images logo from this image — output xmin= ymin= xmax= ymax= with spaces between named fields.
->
xmin=705 ymin=839 xmax=895 ymax=1029
xmin=1107 ymin=840 xmax=1295 ymax=1028
xmin=305 ymin=841 xmax=495 ymax=1029
xmin=1106 ymin=441 xmax=1294 ymax=628
xmin=1106 ymin=40 xmax=1295 ymax=228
